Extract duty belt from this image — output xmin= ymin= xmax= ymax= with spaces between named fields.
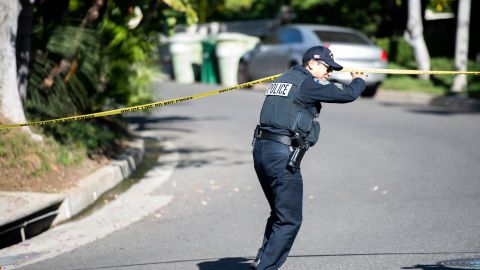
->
xmin=254 ymin=127 xmax=292 ymax=146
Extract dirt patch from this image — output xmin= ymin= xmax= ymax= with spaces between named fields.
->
xmin=0 ymin=154 xmax=109 ymax=193
xmin=0 ymin=121 xmax=116 ymax=193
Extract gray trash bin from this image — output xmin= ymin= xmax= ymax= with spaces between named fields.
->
xmin=215 ymin=33 xmax=259 ymax=87
xmin=169 ymin=34 xmax=203 ymax=84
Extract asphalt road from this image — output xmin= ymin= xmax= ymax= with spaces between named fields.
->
xmin=18 ymin=81 xmax=480 ymax=270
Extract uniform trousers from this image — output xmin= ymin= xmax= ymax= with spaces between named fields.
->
xmin=253 ymin=139 xmax=303 ymax=270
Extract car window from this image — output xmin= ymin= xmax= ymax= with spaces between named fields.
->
xmin=278 ymin=29 xmax=303 ymax=44
xmin=262 ymin=32 xmax=281 ymax=45
xmin=314 ymin=30 xmax=370 ymax=45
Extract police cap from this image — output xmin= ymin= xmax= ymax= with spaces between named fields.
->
xmin=302 ymin=46 xmax=343 ymax=71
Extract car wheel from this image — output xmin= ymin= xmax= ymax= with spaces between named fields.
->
xmin=361 ymin=84 xmax=379 ymax=97
xmin=237 ymin=60 xmax=252 ymax=88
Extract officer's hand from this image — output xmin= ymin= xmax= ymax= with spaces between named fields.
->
xmin=351 ymin=72 xmax=368 ymax=80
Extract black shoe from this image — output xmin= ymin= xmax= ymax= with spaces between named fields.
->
xmin=250 ymin=258 xmax=260 ymax=269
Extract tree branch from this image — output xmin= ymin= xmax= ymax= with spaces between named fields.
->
xmin=42 ymin=0 xmax=105 ymax=88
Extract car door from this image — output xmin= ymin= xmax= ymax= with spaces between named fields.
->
xmin=247 ymin=33 xmax=280 ymax=79
xmin=269 ymin=28 xmax=304 ymax=74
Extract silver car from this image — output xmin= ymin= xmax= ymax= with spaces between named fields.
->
xmin=238 ymin=24 xmax=388 ymax=96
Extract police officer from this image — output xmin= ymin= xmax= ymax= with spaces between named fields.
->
xmin=251 ymin=46 xmax=367 ymax=270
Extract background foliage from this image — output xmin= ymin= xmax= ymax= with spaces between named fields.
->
xmin=26 ymin=0 xmax=195 ymax=154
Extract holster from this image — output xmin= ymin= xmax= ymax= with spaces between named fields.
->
xmin=287 ymin=133 xmax=309 ymax=173
xmin=252 ymin=126 xmax=308 ymax=173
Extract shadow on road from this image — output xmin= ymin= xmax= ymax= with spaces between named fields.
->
xmin=379 ymin=102 xmax=480 ymax=115
xmin=124 ymin=115 xmax=228 ymax=132
xmin=406 ymin=108 xmax=480 ymax=115
xmin=402 ymin=264 xmax=478 ymax=270
xmin=67 ymin=257 xmax=253 ymax=270
xmin=197 ymin=257 xmax=252 ymax=270
xmin=155 ymin=136 xmax=250 ymax=169
xmin=156 ymin=144 xmax=227 ymax=169
xmin=137 ymin=134 xmax=229 ymax=170
xmin=123 ymin=114 xmax=252 ymax=168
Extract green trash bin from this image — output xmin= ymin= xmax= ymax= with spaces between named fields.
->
xmin=201 ymin=39 xmax=219 ymax=84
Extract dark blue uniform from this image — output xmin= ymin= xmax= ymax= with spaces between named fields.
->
xmin=252 ymin=64 xmax=365 ymax=270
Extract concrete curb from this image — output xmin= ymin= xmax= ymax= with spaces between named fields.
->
xmin=375 ymin=89 xmax=480 ymax=110
xmin=52 ymin=138 xmax=144 ymax=225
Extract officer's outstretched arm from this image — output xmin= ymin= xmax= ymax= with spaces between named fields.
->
xmin=300 ymin=77 xmax=366 ymax=104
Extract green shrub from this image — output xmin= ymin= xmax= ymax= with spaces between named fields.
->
xmin=37 ymin=119 xmax=125 ymax=154
xmin=375 ymin=37 xmax=389 ymax=52
xmin=375 ymin=36 xmax=415 ymax=68
xmin=33 ymin=151 xmax=51 ymax=176
xmin=0 ymin=140 xmax=6 ymax=157
xmin=26 ymin=2 xmax=159 ymax=154
xmin=56 ymin=147 xmax=84 ymax=166
xmin=466 ymin=61 xmax=480 ymax=98
xmin=9 ymin=132 xmax=34 ymax=158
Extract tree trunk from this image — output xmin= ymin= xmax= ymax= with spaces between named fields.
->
xmin=404 ymin=0 xmax=431 ymax=80
xmin=0 ymin=0 xmax=41 ymax=141
xmin=451 ymin=0 xmax=471 ymax=93
xmin=16 ymin=0 xmax=35 ymax=105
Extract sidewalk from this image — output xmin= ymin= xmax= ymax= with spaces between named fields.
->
xmin=0 ymin=138 xmax=144 ymax=250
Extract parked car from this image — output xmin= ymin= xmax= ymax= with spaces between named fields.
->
xmin=238 ymin=24 xmax=388 ymax=97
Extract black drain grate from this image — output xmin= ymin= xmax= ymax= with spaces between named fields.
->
xmin=439 ymin=258 xmax=480 ymax=269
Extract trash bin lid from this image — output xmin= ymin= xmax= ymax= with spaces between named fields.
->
xmin=215 ymin=32 xmax=259 ymax=42
xmin=169 ymin=33 xmax=203 ymax=43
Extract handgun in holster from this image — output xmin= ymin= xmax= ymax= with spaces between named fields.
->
xmin=287 ymin=132 xmax=309 ymax=173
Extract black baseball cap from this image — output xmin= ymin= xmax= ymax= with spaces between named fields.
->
xmin=302 ymin=46 xmax=343 ymax=71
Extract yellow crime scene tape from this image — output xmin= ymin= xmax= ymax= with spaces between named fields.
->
xmin=1 ymin=68 xmax=479 ymax=130
xmin=342 ymin=67 xmax=480 ymax=76
xmin=0 ymin=74 xmax=279 ymax=130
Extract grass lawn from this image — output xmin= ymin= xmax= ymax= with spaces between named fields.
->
xmin=380 ymin=60 xmax=480 ymax=99
xmin=381 ymin=75 xmax=447 ymax=95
